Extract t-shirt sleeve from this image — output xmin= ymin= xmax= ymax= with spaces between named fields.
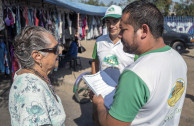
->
xmin=109 ymin=70 xmax=150 ymax=122
xmin=92 ymin=42 xmax=98 ymax=60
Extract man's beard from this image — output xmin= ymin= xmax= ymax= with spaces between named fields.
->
xmin=121 ymin=39 xmax=138 ymax=54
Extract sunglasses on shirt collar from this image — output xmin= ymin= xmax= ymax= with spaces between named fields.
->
xmin=38 ymin=44 xmax=59 ymax=55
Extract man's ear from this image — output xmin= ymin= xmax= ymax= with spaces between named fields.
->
xmin=141 ymin=24 xmax=149 ymax=39
xmin=31 ymin=51 xmax=43 ymax=63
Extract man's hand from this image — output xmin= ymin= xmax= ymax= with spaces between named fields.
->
xmin=92 ymin=94 xmax=104 ymax=106
xmin=90 ymin=93 xmax=131 ymax=126
xmin=89 ymin=90 xmax=104 ymax=106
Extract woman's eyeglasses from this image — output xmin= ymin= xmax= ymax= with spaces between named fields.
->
xmin=38 ymin=44 xmax=59 ymax=55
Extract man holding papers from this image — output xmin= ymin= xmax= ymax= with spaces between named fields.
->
xmin=92 ymin=1 xmax=187 ymax=126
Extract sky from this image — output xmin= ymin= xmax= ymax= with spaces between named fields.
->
xmin=72 ymin=0 xmax=184 ymax=5
xmin=98 ymin=0 xmax=184 ymax=5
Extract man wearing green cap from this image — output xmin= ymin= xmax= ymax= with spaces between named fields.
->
xmin=91 ymin=5 xmax=136 ymax=126
xmin=91 ymin=5 xmax=135 ymax=84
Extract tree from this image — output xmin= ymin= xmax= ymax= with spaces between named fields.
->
xmin=107 ymin=1 xmax=117 ymax=7
xmin=99 ymin=1 xmax=106 ymax=6
xmin=152 ymin=0 xmax=172 ymax=16
xmin=80 ymin=0 xmax=106 ymax=6
xmin=174 ymin=0 xmax=194 ymax=16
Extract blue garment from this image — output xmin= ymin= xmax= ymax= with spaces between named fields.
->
xmin=0 ymin=41 xmax=9 ymax=74
xmin=66 ymin=41 xmax=78 ymax=58
xmin=27 ymin=8 xmax=33 ymax=26
xmin=16 ymin=6 xmax=21 ymax=34
xmin=54 ymin=11 xmax=59 ymax=41
xmin=4 ymin=48 xmax=10 ymax=74
xmin=0 ymin=41 xmax=5 ymax=73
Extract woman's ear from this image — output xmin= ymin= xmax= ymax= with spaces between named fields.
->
xmin=31 ymin=51 xmax=43 ymax=63
xmin=141 ymin=24 xmax=149 ymax=39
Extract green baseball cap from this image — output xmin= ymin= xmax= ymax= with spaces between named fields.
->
xmin=102 ymin=5 xmax=122 ymax=20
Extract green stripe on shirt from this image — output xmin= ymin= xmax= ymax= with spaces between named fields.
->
xmin=109 ymin=70 xmax=150 ymax=122
xmin=92 ymin=43 xmax=98 ymax=60
xmin=140 ymin=45 xmax=171 ymax=58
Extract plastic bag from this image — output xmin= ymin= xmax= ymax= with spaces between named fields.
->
xmin=78 ymin=45 xmax=86 ymax=53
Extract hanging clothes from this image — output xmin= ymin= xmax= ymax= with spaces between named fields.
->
xmin=0 ymin=41 xmax=5 ymax=73
xmin=66 ymin=13 xmax=72 ymax=35
xmin=81 ymin=16 xmax=86 ymax=39
xmin=0 ymin=41 xmax=10 ymax=74
xmin=54 ymin=11 xmax=59 ymax=41
xmin=64 ymin=13 xmax=71 ymax=40
xmin=10 ymin=7 xmax=15 ymax=26
xmin=58 ymin=11 xmax=63 ymax=40
xmin=86 ymin=16 xmax=92 ymax=40
xmin=0 ymin=0 xmax=5 ymax=31
xmin=20 ymin=7 xmax=26 ymax=28
xmin=46 ymin=10 xmax=52 ymax=30
xmin=38 ymin=10 xmax=44 ymax=27
xmin=42 ymin=10 xmax=47 ymax=28
xmin=62 ymin=12 xmax=66 ymax=44
xmin=93 ymin=16 xmax=99 ymax=38
xmin=16 ymin=6 xmax=21 ymax=34
xmin=27 ymin=8 xmax=33 ymax=26
xmin=10 ymin=45 xmax=19 ymax=79
xmin=34 ymin=8 xmax=39 ymax=26
xmin=4 ymin=8 xmax=11 ymax=26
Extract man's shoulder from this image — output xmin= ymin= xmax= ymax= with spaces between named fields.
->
xmin=96 ymin=34 xmax=109 ymax=42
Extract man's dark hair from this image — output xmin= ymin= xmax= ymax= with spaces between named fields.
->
xmin=123 ymin=1 xmax=164 ymax=39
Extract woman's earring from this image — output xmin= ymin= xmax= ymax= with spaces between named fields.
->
xmin=40 ymin=63 xmax=42 ymax=68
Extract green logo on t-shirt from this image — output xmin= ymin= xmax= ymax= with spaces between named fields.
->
xmin=103 ymin=55 xmax=119 ymax=66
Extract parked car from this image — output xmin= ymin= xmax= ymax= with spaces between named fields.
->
xmin=163 ymin=24 xmax=194 ymax=53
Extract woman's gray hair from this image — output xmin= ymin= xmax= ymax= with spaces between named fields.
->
xmin=14 ymin=26 xmax=53 ymax=68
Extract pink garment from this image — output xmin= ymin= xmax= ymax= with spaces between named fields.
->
xmin=81 ymin=17 xmax=86 ymax=39
xmin=83 ymin=17 xmax=86 ymax=26
xmin=9 ymin=10 xmax=14 ymax=25
xmin=81 ymin=26 xmax=85 ymax=39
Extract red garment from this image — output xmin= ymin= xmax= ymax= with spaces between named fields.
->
xmin=8 ymin=9 xmax=14 ymax=26
xmin=25 ymin=7 xmax=29 ymax=26
xmin=12 ymin=56 xmax=19 ymax=80
xmin=34 ymin=9 xmax=39 ymax=26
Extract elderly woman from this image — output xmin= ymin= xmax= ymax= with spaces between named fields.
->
xmin=9 ymin=26 xmax=66 ymax=125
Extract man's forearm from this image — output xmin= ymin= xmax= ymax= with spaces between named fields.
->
xmin=96 ymin=103 xmax=108 ymax=126
xmin=96 ymin=103 xmax=131 ymax=126
xmin=92 ymin=60 xmax=99 ymax=74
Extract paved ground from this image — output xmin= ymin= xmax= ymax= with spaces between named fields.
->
xmin=0 ymin=40 xmax=194 ymax=126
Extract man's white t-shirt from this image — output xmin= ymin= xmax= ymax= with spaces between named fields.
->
xmin=109 ymin=46 xmax=187 ymax=126
xmin=92 ymin=34 xmax=135 ymax=83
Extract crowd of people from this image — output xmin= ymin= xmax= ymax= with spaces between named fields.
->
xmin=9 ymin=1 xmax=187 ymax=126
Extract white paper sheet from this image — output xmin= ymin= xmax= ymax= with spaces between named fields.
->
xmin=82 ymin=71 xmax=117 ymax=109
